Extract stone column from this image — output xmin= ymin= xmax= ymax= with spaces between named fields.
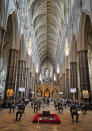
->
xmin=59 ymin=76 xmax=63 ymax=99
xmin=59 ymin=76 xmax=63 ymax=92
xmin=32 ymin=76 xmax=35 ymax=98
xmin=78 ymin=50 xmax=91 ymax=99
xmin=29 ymin=72 xmax=32 ymax=99
xmin=57 ymin=74 xmax=59 ymax=85
xmin=16 ymin=60 xmax=26 ymax=99
xmin=25 ymin=68 xmax=30 ymax=98
xmin=4 ymin=49 xmax=18 ymax=101
xmin=35 ymin=73 xmax=39 ymax=85
xmin=0 ymin=28 xmax=6 ymax=57
xmin=62 ymin=73 xmax=65 ymax=99
xmin=70 ymin=62 xmax=78 ymax=100
xmin=65 ymin=69 xmax=70 ymax=100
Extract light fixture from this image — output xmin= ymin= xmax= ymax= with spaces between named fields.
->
xmin=28 ymin=38 xmax=32 ymax=55
xmin=46 ymin=69 xmax=48 ymax=78
xmin=65 ymin=8 xmax=69 ymax=57
xmin=50 ymin=70 xmax=52 ymax=78
xmin=2 ymin=70 xmax=4 ymax=76
xmin=54 ymin=73 xmax=56 ymax=81
xmin=36 ymin=63 xmax=39 ymax=73
xmin=64 ymin=37 xmax=69 ymax=56
xmin=39 ymin=73 xmax=42 ymax=81
xmin=57 ymin=63 xmax=60 ymax=74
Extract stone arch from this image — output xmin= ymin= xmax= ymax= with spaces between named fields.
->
xmin=81 ymin=9 xmax=92 ymax=24
xmin=77 ymin=12 xmax=92 ymax=51
xmin=77 ymin=13 xmax=92 ymax=100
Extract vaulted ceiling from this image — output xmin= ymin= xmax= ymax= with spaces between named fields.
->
xmin=30 ymin=0 xmax=65 ymax=64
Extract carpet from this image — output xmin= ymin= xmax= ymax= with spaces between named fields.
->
xmin=33 ymin=114 xmax=61 ymax=124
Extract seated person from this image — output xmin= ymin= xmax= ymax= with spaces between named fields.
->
xmin=31 ymin=101 xmax=33 ymax=108
xmin=37 ymin=100 xmax=41 ymax=110
xmin=34 ymin=103 xmax=38 ymax=113
xmin=16 ymin=101 xmax=25 ymax=121
xmin=9 ymin=101 xmax=15 ymax=114
xmin=58 ymin=102 xmax=63 ymax=114
xmin=70 ymin=103 xmax=79 ymax=122
xmin=80 ymin=102 xmax=87 ymax=114
xmin=54 ymin=102 xmax=58 ymax=110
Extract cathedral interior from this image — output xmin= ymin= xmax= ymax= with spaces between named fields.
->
xmin=0 ymin=0 xmax=92 ymax=131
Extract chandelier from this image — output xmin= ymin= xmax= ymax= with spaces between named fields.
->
xmin=57 ymin=63 xmax=60 ymax=74
xmin=27 ymin=38 xmax=32 ymax=55
xmin=54 ymin=73 xmax=56 ymax=81
xmin=39 ymin=73 xmax=42 ymax=81
xmin=36 ymin=63 xmax=39 ymax=73
xmin=64 ymin=37 xmax=69 ymax=56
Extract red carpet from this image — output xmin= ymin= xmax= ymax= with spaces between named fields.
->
xmin=33 ymin=114 xmax=61 ymax=124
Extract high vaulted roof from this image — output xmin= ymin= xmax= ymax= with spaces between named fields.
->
xmin=30 ymin=0 xmax=65 ymax=64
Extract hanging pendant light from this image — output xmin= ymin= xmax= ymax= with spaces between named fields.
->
xmin=54 ymin=73 xmax=56 ymax=81
xmin=65 ymin=7 xmax=70 ymax=57
xmin=28 ymin=38 xmax=32 ymax=55
xmin=57 ymin=63 xmax=60 ymax=74
xmin=39 ymin=73 xmax=42 ymax=81
xmin=65 ymin=37 xmax=69 ymax=56
xmin=36 ymin=63 xmax=39 ymax=73
xmin=2 ymin=70 xmax=4 ymax=76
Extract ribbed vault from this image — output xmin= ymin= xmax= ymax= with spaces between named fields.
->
xmin=30 ymin=0 xmax=65 ymax=64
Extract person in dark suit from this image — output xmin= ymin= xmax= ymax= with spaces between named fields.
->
xmin=70 ymin=103 xmax=79 ymax=122
xmin=9 ymin=101 xmax=15 ymax=113
xmin=16 ymin=100 xmax=25 ymax=121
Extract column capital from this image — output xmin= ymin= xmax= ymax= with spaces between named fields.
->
xmin=77 ymin=50 xmax=88 ymax=53
xmin=0 ymin=27 xmax=7 ymax=32
xmin=70 ymin=61 xmax=77 ymax=65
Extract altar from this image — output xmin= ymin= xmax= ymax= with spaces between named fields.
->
xmin=34 ymin=83 xmax=60 ymax=99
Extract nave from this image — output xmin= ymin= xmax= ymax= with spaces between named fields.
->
xmin=0 ymin=102 xmax=92 ymax=131
xmin=0 ymin=0 xmax=92 ymax=130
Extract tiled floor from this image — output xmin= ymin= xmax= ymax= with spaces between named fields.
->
xmin=0 ymin=103 xmax=92 ymax=131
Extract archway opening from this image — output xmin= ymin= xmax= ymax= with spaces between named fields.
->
xmin=85 ymin=15 xmax=92 ymax=98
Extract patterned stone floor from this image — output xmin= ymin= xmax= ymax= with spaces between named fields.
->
xmin=0 ymin=102 xmax=92 ymax=131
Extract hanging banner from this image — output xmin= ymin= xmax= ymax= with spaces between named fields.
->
xmin=7 ymin=89 xmax=13 ymax=97
xmin=83 ymin=90 xmax=89 ymax=98
xmin=70 ymin=88 xmax=76 ymax=93
xmin=45 ymin=92 xmax=49 ymax=97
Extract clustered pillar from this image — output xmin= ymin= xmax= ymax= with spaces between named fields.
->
xmin=0 ymin=28 xmax=6 ymax=58
xmin=16 ymin=60 xmax=26 ymax=99
xmin=65 ymin=69 xmax=70 ymax=100
xmin=62 ymin=73 xmax=65 ymax=99
xmin=70 ymin=62 xmax=78 ymax=100
xmin=29 ymin=72 xmax=32 ymax=99
xmin=25 ymin=67 xmax=30 ymax=98
xmin=78 ymin=50 xmax=91 ymax=100
xmin=4 ymin=49 xmax=18 ymax=101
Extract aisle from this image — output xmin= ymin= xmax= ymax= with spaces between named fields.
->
xmin=0 ymin=103 xmax=92 ymax=131
xmin=39 ymin=102 xmax=56 ymax=114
